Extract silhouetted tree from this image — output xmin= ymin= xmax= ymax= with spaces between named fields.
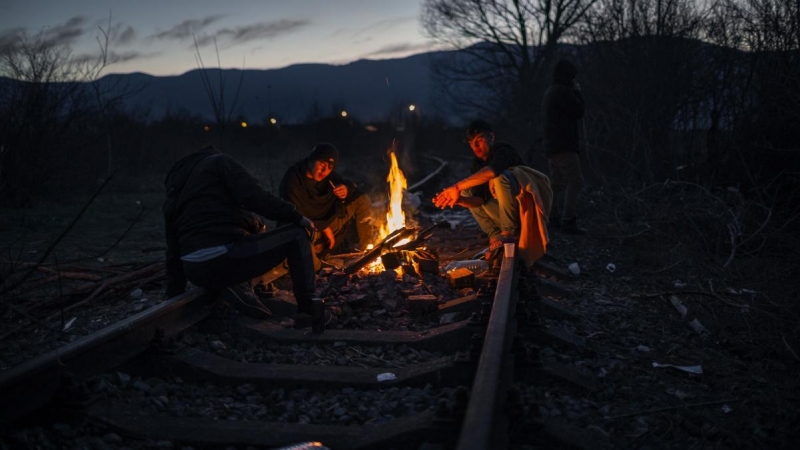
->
xmin=421 ymin=0 xmax=597 ymax=132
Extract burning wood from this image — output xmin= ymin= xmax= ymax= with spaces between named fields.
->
xmin=343 ymin=222 xmax=447 ymax=275
xmin=344 ymin=226 xmax=416 ymax=274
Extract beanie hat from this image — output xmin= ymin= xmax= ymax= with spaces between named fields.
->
xmin=552 ymin=59 xmax=578 ymax=83
xmin=308 ymin=142 xmax=339 ymax=167
xmin=465 ymin=119 xmax=493 ymax=141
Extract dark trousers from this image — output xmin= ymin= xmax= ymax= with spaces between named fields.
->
xmin=549 ymin=152 xmax=583 ymax=222
xmin=183 ymin=225 xmax=315 ymax=313
xmin=325 ymin=193 xmax=374 ymax=248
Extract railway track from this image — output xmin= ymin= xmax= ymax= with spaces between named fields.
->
xmin=0 ymin=252 xmax=596 ymax=450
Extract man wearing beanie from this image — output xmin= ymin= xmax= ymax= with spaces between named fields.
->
xmin=542 ymin=58 xmax=587 ymax=234
xmin=280 ymin=143 xmax=375 ymax=266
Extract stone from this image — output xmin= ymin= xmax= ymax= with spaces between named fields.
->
xmin=408 ymin=295 xmax=438 ymax=314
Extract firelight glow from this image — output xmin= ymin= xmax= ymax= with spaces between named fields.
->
xmin=380 ymin=151 xmax=407 ymax=239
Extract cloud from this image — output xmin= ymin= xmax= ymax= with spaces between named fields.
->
xmin=216 ymin=19 xmax=310 ymax=45
xmin=364 ymin=42 xmax=432 ymax=57
xmin=116 ymin=26 xmax=136 ymax=46
xmin=0 ymin=16 xmax=88 ymax=55
xmin=72 ymin=49 xmax=153 ymax=66
xmin=350 ymin=16 xmax=416 ymax=39
xmin=151 ymin=15 xmax=225 ymax=41
xmin=43 ymin=16 xmax=88 ymax=45
xmin=0 ymin=28 xmax=23 ymax=55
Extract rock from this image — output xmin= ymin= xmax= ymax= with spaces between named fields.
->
xmin=103 ymin=433 xmax=123 ymax=443
xmin=439 ymin=312 xmax=460 ymax=324
xmin=237 ymin=384 xmax=256 ymax=396
xmin=132 ymin=380 xmax=151 ymax=392
xmin=408 ymin=295 xmax=438 ymax=314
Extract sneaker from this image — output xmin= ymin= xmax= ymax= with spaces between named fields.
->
xmin=561 ymin=219 xmax=587 ymax=235
xmin=223 ymin=283 xmax=272 ymax=319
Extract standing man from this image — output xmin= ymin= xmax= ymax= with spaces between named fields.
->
xmin=433 ymin=120 xmax=526 ymax=251
xmin=542 ymin=58 xmax=587 ymax=234
xmin=280 ymin=143 xmax=375 ymax=265
xmin=163 ymin=144 xmax=318 ymax=322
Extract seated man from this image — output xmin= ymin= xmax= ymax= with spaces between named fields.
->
xmin=163 ymin=144 xmax=317 ymax=322
xmin=433 ymin=120 xmax=552 ymax=263
xmin=280 ymin=143 xmax=374 ymax=265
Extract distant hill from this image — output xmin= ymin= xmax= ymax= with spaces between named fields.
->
xmin=98 ymin=51 xmax=450 ymax=124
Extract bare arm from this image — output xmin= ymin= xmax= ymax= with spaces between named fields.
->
xmin=433 ymin=166 xmax=496 ymax=208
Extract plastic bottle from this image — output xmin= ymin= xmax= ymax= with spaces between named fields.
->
xmin=444 ymin=259 xmax=489 ymax=274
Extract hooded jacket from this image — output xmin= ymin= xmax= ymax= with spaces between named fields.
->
xmin=279 ymin=158 xmax=357 ymax=230
xmin=163 ymin=146 xmax=302 ymax=296
xmin=542 ymin=60 xmax=585 ymax=157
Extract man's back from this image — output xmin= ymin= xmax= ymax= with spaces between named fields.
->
xmin=164 ymin=150 xmax=300 ymax=256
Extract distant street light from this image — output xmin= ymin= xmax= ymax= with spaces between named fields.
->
xmin=270 ymin=118 xmax=277 ymax=125
xmin=341 ymin=110 xmax=348 ymax=117
xmin=408 ymin=104 xmax=416 ymax=111
xmin=241 ymin=121 xmax=248 ymax=128
xmin=203 ymin=125 xmax=210 ymax=132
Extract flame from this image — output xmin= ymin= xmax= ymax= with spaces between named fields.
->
xmin=363 ymin=151 xmax=408 ymax=274
xmin=379 ymin=151 xmax=407 ymax=239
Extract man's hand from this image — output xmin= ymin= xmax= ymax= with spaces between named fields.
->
xmin=433 ymin=185 xmax=461 ymax=209
xmin=332 ymin=184 xmax=348 ymax=199
xmin=299 ymin=216 xmax=318 ymax=242
xmin=322 ymin=227 xmax=335 ymax=249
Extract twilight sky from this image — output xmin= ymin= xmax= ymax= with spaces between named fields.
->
xmin=0 ymin=0 xmax=435 ymax=76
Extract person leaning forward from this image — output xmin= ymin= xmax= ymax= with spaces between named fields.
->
xmin=163 ymin=144 xmax=318 ymax=322
xmin=433 ymin=120 xmax=552 ymax=265
xmin=280 ymin=143 xmax=375 ymax=267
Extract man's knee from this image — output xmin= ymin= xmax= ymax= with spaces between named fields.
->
xmin=356 ymin=192 xmax=372 ymax=208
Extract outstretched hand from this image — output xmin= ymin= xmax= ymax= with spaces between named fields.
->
xmin=433 ymin=185 xmax=461 ymax=209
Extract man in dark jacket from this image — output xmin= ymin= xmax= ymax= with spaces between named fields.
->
xmin=280 ymin=143 xmax=374 ymax=263
xmin=542 ymin=58 xmax=587 ymax=234
xmin=163 ymin=144 xmax=317 ymax=321
xmin=432 ymin=120 xmax=526 ymax=250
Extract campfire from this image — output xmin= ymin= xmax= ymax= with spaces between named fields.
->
xmin=344 ymin=149 xmax=440 ymax=276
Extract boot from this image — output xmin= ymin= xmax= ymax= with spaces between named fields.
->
xmin=561 ymin=218 xmax=587 ymax=235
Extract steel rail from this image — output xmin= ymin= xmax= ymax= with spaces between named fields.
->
xmin=456 ymin=251 xmax=518 ymax=450
xmin=0 ymin=288 xmax=214 ymax=425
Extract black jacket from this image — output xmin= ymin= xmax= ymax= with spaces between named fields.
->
xmin=163 ymin=148 xmax=302 ymax=296
xmin=469 ymin=142 xmax=525 ymax=201
xmin=279 ymin=158 xmax=357 ymax=229
xmin=542 ymin=81 xmax=585 ymax=157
